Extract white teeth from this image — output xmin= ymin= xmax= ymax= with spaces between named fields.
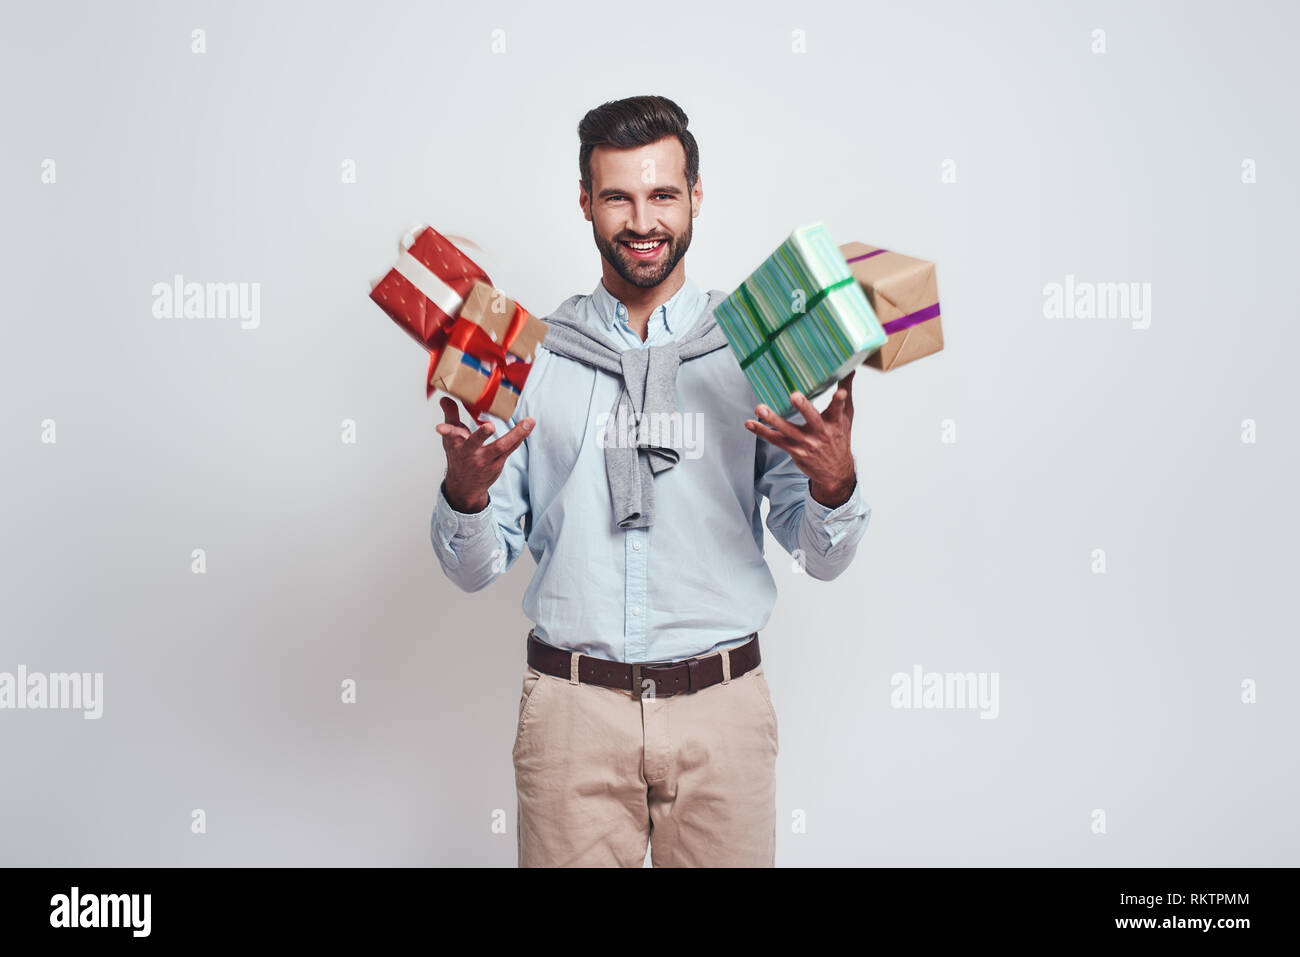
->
xmin=626 ymin=240 xmax=662 ymax=250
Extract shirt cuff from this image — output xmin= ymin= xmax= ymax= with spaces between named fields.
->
xmin=435 ymin=479 xmax=493 ymax=539
xmin=804 ymin=479 xmax=868 ymax=548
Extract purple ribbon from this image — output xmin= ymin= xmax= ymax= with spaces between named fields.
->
xmin=881 ymin=302 xmax=941 ymax=335
xmin=845 ymin=248 xmax=889 ymax=264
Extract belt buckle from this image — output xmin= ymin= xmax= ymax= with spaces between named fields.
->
xmin=630 ymin=658 xmax=674 ymax=698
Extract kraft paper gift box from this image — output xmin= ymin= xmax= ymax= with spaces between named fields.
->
xmin=426 ymin=280 xmax=547 ymax=421
xmin=368 ymin=225 xmax=545 ymax=421
xmin=839 ymin=242 xmax=943 ymax=371
xmin=713 ymin=222 xmax=887 ymax=418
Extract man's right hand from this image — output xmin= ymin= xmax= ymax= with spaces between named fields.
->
xmin=436 ymin=396 xmax=534 ymax=513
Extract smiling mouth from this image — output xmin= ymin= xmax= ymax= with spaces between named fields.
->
xmin=621 ymin=238 xmax=667 ymax=260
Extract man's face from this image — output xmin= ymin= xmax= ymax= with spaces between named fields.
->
xmin=581 ymin=135 xmax=701 ymax=289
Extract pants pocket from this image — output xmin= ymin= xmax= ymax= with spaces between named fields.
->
xmin=513 ymin=666 xmax=549 ymax=758
xmin=750 ymin=666 xmax=778 ymax=751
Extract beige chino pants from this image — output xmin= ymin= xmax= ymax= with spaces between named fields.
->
xmin=512 ymin=647 xmax=779 ymax=867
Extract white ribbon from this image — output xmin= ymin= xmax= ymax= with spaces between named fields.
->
xmin=392 ymin=249 xmax=464 ymax=320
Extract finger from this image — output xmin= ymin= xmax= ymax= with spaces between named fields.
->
xmin=745 ymin=417 xmax=794 ymax=452
xmin=436 ymin=422 xmax=473 ymax=442
xmin=840 ymin=370 xmax=855 ymax=417
xmin=753 ymin=401 xmax=806 ymax=445
xmin=460 ymin=419 xmax=497 ymax=452
xmin=440 ymin=396 xmax=466 ymax=430
xmin=787 ymin=391 xmax=829 ymax=433
xmin=826 ymin=376 xmax=857 ymax=423
xmin=820 ymin=371 xmax=856 ymax=425
xmin=486 ymin=417 xmax=535 ymax=461
xmin=820 ymin=386 xmax=849 ymax=423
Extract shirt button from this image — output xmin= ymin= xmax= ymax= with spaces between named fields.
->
xmin=443 ymin=519 xmax=455 ymax=532
xmin=632 ymin=541 xmax=641 ymax=551
xmin=631 ymin=606 xmax=640 ymax=617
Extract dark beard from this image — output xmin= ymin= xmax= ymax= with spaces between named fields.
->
xmin=594 ymin=215 xmax=693 ymax=289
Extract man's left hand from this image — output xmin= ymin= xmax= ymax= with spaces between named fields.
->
xmin=745 ymin=370 xmax=858 ymax=509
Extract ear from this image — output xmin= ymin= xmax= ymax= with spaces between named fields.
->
xmin=578 ymin=180 xmax=592 ymax=221
xmin=691 ymin=173 xmax=703 ymax=217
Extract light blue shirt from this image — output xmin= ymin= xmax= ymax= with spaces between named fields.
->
xmin=431 ymin=275 xmax=872 ymax=663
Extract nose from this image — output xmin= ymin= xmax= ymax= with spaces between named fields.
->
xmin=626 ymin=199 xmax=659 ymax=238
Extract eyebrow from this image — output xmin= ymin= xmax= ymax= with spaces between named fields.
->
xmin=598 ymin=184 xmax=684 ymax=199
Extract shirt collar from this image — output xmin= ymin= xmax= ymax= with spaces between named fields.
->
xmin=590 ymin=276 xmax=698 ymax=335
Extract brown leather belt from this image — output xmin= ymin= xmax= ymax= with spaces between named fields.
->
xmin=526 ymin=628 xmax=760 ymax=697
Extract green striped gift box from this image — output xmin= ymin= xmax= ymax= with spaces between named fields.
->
xmin=713 ymin=222 xmax=886 ymax=417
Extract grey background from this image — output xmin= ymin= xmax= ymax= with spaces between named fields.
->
xmin=2 ymin=0 xmax=1296 ymax=866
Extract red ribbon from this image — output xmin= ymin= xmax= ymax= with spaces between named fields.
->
xmin=425 ymin=301 xmax=536 ymax=423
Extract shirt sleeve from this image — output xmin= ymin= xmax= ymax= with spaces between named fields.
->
xmin=430 ymin=402 xmax=532 ymax=593
xmin=753 ymin=411 xmax=870 ymax=581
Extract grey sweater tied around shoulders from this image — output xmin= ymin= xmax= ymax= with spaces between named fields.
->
xmin=538 ymin=287 xmax=732 ymax=530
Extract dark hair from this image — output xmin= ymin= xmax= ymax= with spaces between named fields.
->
xmin=578 ymin=95 xmax=699 ymax=198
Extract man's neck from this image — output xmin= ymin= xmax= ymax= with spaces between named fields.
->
xmin=601 ymin=262 xmax=686 ymax=342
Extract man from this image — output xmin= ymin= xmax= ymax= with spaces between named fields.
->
xmin=431 ymin=95 xmax=870 ymax=867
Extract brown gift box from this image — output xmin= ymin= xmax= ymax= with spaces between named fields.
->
xmin=428 ymin=280 xmax=547 ymax=420
xmin=839 ymin=242 xmax=944 ymax=371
